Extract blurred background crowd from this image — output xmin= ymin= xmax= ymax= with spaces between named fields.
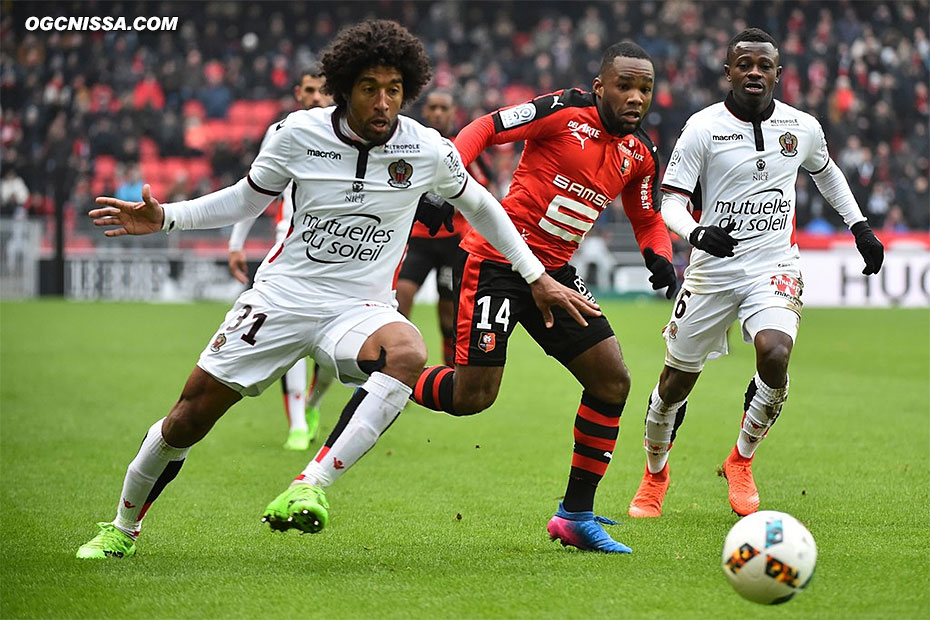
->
xmin=1 ymin=0 xmax=928 ymax=256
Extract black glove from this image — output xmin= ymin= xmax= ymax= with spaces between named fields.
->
xmin=643 ymin=248 xmax=678 ymax=299
xmin=851 ymin=221 xmax=884 ymax=275
xmin=414 ymin=192 xmax=455 ymax=236
xmin=689 ymin=222 xmax=738 ymax=257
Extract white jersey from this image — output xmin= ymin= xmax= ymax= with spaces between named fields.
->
xmin=228 ymin=124 xmax=293 ymax=251
xmin=661 ymin=95 xmax=830 ymax=292
xmin=247 ymin=107 xmax=476 ymax=310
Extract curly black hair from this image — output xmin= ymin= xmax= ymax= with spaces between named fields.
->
xmin=320 ymin=20 xmax=432 ymax=108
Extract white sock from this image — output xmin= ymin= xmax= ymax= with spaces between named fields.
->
xmin=644 ymin=384 xmax=687 ymax=474
xmin=282 ymin=358 xmax=308 ymax=432
xmin=113 ymin=418 xmax=189 ymax=538
xmin=298 ymin=372 xmax=411 ymax=487
xmin=736 ymin=373 xmax=789 ymax=458
xmin=306 ymin=362 xmax=335 ymax=411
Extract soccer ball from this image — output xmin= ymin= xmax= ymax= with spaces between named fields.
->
xmin=721 ymin=510 xmax=817 ymax=605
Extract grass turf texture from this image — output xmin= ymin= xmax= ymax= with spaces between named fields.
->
xmin=1 ymin=299 xmax=928 ymax=619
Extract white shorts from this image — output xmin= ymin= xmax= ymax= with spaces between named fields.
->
xmin=197 ymin=287 xmax=417 ymax=396
xmin=663 ymin=273 xmax=803 ymax=373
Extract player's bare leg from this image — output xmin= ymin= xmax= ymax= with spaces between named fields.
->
xmin=264 ymin=322 xmax=426 ymax=534
xmin=394 ymin=279 xmax=418 ymax=319
xmin=78 ymin=368 xmax=241 ymax=558
xmin=722 ymin=329 xmax=793 ymax=515
xmin=546 ymin=336 xmax=631 ymax=553
xmin=437 ymin=298 xmax=456 ymax=367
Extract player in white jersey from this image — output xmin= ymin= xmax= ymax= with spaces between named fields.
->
xmin=77 ymin=20 xmax=600 ymax=560
xmin=627 ymin=28 xmax=885 ymax=518
xmin=227 ymin=68 xmax=335 ymax=452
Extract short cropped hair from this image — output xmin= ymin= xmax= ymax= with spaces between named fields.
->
xmin=599 ymin=41 xmax=653 ymax=75
xmin=297 ymin=64 xmax=324 ymax=85
xmin=320 ymin=20 xmax=432 ymax=107
xmin=727 ymin=28 xmax=779 ymax=60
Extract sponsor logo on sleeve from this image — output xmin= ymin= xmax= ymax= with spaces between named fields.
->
xmin=443 ymin=148 xmax=467 ymax=186
xmin=499 ymin=102 xmax=536 ymax=129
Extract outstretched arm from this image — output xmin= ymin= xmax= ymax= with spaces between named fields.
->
xmin=91 ymin=177 xmax=278 ymax=238
xmin=90 ymin=184 xmax=165 ymax=237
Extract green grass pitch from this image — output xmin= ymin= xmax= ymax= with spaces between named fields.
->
xmin=1 ymin=299 xmax=928 ymax=619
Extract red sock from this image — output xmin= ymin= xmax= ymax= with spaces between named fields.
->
xmin=412 ymin=365 xmax=455 ymax=413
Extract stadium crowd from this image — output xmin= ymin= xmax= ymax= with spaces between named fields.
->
xmin=2 ymin=0 xmax=928 ymax=243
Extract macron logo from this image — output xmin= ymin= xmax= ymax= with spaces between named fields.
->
xmin=307 ymin=148 xmax=342 ymax=160
xmin=713 ymin=133 xmax=743 ymax=141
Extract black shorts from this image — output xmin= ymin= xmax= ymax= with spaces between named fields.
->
xmin=453 ymin=250 xmax=615 ymax=367
xmin=398 ymin=235 xmax=461 ymax=300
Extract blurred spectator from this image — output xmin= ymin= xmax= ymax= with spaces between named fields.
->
xmin=114 ymin=165 xmax=144 ymax=203
xmin=1 ymin=168 xmax=29 ymax=217
xmin=1 ymin=0 xmax=927 ymax=244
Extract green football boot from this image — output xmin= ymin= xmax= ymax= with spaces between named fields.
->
xmin=305 ymin=406 xmax=321 ymax=442
xmin=261 ymin=484 xmax=329 ymax=533
xmin=283 ymin=428 xmax=311 ymax=451
xmin=76 ymin=522 xmax=137 ymax=559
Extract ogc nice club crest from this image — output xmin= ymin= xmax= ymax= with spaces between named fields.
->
xmin=388 ymin=159 xmax=413 ymax=188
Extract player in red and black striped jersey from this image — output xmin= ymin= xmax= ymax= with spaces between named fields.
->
xmin=411 ymin=42 xmax=676 ymax=554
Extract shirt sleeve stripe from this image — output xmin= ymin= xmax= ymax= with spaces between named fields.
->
xmin=448 ymin=178 xmax=468 ymax=200
xmin=809 ymin=159 xmax=831 ymax=175
xmin=660 ymin=183 xmax=693 ymax=198
xmin=247 ymin=174 xmax=281 ymax=196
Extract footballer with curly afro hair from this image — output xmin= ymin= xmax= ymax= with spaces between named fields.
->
xmin=320 ymin=20 xmax=433 ymax=109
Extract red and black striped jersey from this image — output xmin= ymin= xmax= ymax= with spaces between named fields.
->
xmin=455 ymin=88 xmax=672 ymax=269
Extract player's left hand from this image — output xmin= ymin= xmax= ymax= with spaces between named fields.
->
xmin=529 ymin=273 xmax=601 ymax=328
xmin=643 ymin=248 xmax=678 ymax=299
xmin=851 ymin=221 xmax=884 ymax=275
xmin=89 ymin=184 xmax=164 ymax=237
xmin=414 ymin=192 xmax=455 ymax=236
